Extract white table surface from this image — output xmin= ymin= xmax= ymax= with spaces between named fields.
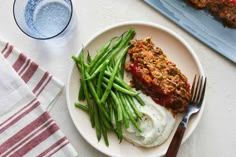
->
xmin=1 ymin=0 xmax=236 ymax=157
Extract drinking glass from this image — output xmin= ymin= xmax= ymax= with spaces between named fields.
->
xmin=13 ymin=0 xmax=73 ymax=40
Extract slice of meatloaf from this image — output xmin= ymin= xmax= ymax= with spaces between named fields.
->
xmin=186 ymin=0 xmax=236 ymax=28
xmin=208 ymin=0 xmax=236 ymax=28
xmin=126 ymin=37 xmax=192 ymax=114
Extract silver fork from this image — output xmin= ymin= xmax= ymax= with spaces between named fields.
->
xmin=165 ymin=75 xmax=207 ymax=157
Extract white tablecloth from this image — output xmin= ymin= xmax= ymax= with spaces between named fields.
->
xmin=0 ymin=0 xmax=235 ymax=157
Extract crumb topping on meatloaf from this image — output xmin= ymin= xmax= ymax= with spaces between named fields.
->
xmin=126 ymin=37 xmax=191 ymax=114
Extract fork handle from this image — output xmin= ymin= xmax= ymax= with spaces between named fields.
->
xmin=165 ymin=122 xmax=186 ymax=157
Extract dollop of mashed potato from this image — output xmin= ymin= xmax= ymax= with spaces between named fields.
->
xmin=123 ymin=93 xmax=176 ymax=147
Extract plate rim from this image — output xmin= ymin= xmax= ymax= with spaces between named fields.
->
xmin=66 ymin=21 xmax=205 ymax=157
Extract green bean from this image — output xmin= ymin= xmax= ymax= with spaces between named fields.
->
xmin=96 ymin=60 xmax=109 ymax=98
xmin=86 ymin=43 xmax=125 ymax=81
xmin=104 ymin=70 xmax=145 ymax=106
xmin=103 ymin=77 xmax=138 ymax=96
xmin=98 ymin=106 xmax=112 ymax=130
xmin=119 ymin=93 xmax=141 ymax=132
xmin=114 ymin=112 xmax=123 ymax=142
xmin=87 ymin=39 xmax=112 ymax=72
xmin=74 ymin=103 xmax=88 ymax=112
xmin=116 ymin=92 xmax=129 ymax=129
xmin=85 ymin=60 xmax=107 ymax=80
xmin=108 ymin=90 xmax=124 ymax=141
xmin=89 ymin=38 xmax=120 ymax=75
xmin=87 ymin=52 xmax=92 ymax=64
xmin=126 ymin=95 xmax=142 ymax=119
xmin=94 ymin=103 xmax=101 ymax=141
xmin=89 ymin=35 xmax=123 ymax=74
xmin=72 ymin=55 xmax=90 ymax=68
xmin=87 ymin=28 xmax=134 ymax=79
xmin=102 ymin=117 xmax=112 ymax=130
xmin=73 ymin=54 xmax=87 ymax=101
xmin=100 ymin=118 xmax=109 ymax=146
xmin=111 ymin=36 xmax=123 ymax=49
xmin=134 ymin=95 xmax=145 ymax=106
xmin=88 ymin=30 xmax=133 ymax=79
xmin=89 ymin=29 xmax=135 ymax=77
xmin=85 ymin=72 xmax=103 ymax=105
xmin=85 ymin=68 xmax=100 ymax=81
xmin=79 ymin=49 xmax=95 ymax=127
xmin=110 ymin=60 xmax=116 ymax=69
xmin=106 ymin=28 xmax=135 ymax=62
xmin=72 ymin=59 xmax=85 ymax=101
xmin=110 ymin=91 xmax=123 ymax=121
xmin=85 ymin=72 xmax=110 ymax=122
xmin=101 ymin=82 xmax=123 ymax=122
xmin=120 ymin=50 xmax=127 ymax=79
xmin=72 ymin=55 xmax=81 ymax=64
xmin=107 ymin=66 xmax=113 ymax=73
xmin=108 ymin=101 xmax=114 ymax=123
xmin=101 ymin=46 xmax=129 ymax=104
xmin=89 ymin=51 xmax=110 ymax=75
xmin=104 ymin=70 xmax=131 ymax=89
xmin=72 ymin=55 xmax=85 ymax=100
xmin=78 ymin=79 xmax=85 ymax=101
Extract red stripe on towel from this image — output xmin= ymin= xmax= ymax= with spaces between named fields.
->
xmin=21 ymin=62 xmax=38 ymax=83
xmin=36 ymin=75 xmax=53 ymax=97
xmin=0 ymin=112 xmax=51 ymax=154
xmin=32 ymin=72 xmax=49 ymax=94
xmin=0 ymin=99 xmax=36 ymax=127
xmin=1 ymin=119 xmax=54 ymax=157
xmin=37 ymin=137 xmax=67 ymax=157
xmin=12 ymin=53 xmax=27 ymax=72
xmin=4 ymin=45 xmax=14 ymax=58
xmin=18 ymin=59 xmax=30 ymax=76
xmin=47 ymin=141 xmax=70 ymax=157
xmin=1 ymin=43 xmax=8 ymax=54
xmin=7 ymin=123 xmax=59 ymax=157
xmin=0 ymin=101 xmax=40 ymax=134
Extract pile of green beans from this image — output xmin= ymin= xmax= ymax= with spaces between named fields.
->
xmin=72 ymin=28 xmax=145 ymax=146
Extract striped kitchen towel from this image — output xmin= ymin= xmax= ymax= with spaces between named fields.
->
xmin=0 ymin=39 xmax=78 ymax=157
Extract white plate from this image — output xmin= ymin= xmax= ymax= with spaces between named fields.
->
xmin=66 ymin=21 xmax=205 ymax=157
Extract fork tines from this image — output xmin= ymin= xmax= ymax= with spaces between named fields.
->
xmin=191 ymin=75 xmax=207 ymax=106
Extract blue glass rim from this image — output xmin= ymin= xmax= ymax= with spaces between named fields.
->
xmin=13 ymin=0 xmax=73 ymax=40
